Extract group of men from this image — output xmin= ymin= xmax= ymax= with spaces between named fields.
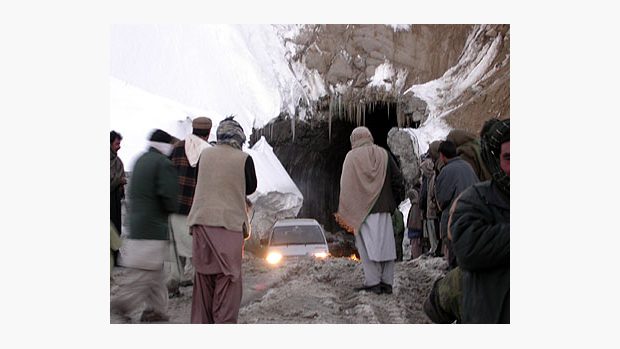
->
xmin=110 ymin=116 xmax=257 ymax=324
xmin=110 ymin=114 xmax=509 ymax=324
xmin=423 ymin=118 xmax=510 ymax=324
xmin=336 ymin=118 xmax=510 ymax=324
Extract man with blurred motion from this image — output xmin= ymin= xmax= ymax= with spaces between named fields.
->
xmin=111 ymin=129 xmax=179 ymax=323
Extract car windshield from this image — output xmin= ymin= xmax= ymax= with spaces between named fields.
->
xmin=270 ymin=224 xmax=325 ymax=246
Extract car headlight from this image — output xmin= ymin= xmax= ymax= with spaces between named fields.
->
xmin=266 ymin=251 xmax=283 ymax=265
xmin=313 ymin=252 xmax=328 ymax=259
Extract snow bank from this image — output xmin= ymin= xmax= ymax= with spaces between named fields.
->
xmin=246 ymin=136 xmax=303 ymax=238
xmin=110 ymin=77 xmax=212 ymax=171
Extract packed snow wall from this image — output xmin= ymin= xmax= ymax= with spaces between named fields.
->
xmin=246 ymin=136 xmax=304 ymax=241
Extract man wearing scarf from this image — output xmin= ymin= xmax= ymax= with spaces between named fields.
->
xmin=111 ymin=129 xmax=179 ymax=323
xmin=424 ymin=118 xmax=510 ymax=323
xmin=188 ymin=116 xmax=257 ymax=323
xmin=335 ymin=127 xmax=405 ymax=295
xmin=165 ymin=117 xmax=212 ymax=298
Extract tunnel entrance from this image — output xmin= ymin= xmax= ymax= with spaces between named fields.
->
xmin=251 ymin=101 xmax=400 ymax=235
xmin=363 ymin=101 xmax=398 ymax=150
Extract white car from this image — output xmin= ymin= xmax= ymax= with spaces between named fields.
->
xmin=261 ymin=218 xmax=330 ymax=265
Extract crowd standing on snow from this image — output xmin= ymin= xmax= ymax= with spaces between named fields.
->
xmin=110 ymin=115 xmax=509 ymax=324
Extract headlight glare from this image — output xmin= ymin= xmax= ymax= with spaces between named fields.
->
xmin=266 ymin=251 xmax=283 ymax=265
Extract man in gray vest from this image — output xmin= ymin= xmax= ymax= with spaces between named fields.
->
xmin=188 ymin=116 xmax=257 ymax=323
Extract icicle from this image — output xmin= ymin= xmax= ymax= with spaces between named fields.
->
xmin=329 ymin=94 xmax=333 ymax=120
xmin=291 ymin=113 xmax=295 ymax=143
xmin=363 ymin=103 xmax=366 ymax=125
xmin=329 ymin=111 xmax=332 ymax=143
xmin=338 ymin=95 xmax=341 ymax=119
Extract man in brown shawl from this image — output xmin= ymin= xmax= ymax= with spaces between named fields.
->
xmin=188 ymin=116 xmax=257 ymax=323
xmin=335 ymin=127 xmax=404 ymax=295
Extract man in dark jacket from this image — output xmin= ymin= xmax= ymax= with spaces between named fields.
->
xmin=424 ymin=118 xmax=509 ymax=324
xmin=110 ymin=131 xmax=126 ymax=266
xmin=450 ymin=118 xmax=510 ymax=323
xmin=435 ymin=140 xmax=478 ymax=269
xmin=111 ymin=129 xmax=179 ymax=323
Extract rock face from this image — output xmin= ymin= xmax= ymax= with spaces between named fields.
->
xmin=399 ymin=94 xmax=428 ymax=127
xmin=444 ymin=25 xmax=510 ymax=134
xmin=293 ymin=24 xmax=471 ymax=92
xmin=289 ymin=24 xmax=472 ymax=126
xmin=387 ymin=128 xmax=421 ymax=197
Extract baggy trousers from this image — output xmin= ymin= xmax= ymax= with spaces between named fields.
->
xmin=424 ymin=218 xmax=439 ymax=255
xmin=111 ymin=267 xmax=168 ymax=316
xmin=190 ymin=225 xmax=243 ymax=324
xmin=191 ymin=272 xmax=242 ymax=323
xmin=355 ymin=213 xmax=396 ymax=287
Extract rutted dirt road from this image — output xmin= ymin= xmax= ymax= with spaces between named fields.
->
xmin=110 ymin=253 xmax=447 ymax=324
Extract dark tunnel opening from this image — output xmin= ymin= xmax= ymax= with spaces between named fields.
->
xmin=364 ymin=101 xmax=398 ymax=150
xmin=250 ymin=101 xmax=399 ymax=234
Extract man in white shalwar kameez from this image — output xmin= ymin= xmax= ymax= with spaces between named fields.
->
xmin=335 ymin=127 xmax=405 ymax=295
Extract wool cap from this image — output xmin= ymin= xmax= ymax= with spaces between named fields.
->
xmin=216 ymin=116 xmax=246 ymax=150
xmin=149 ymin=129 xmax=173 ymax=144
xmin=192 ymin=117 xmax=212 ymax=130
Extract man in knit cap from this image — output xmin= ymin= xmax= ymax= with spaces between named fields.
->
xmin=165 ymin=116 xmax=212 ymax=298
xmin=111 ymin=129 xmax=179 ymax=322
xmin=188 ymin=116 xmax=257 ymax=323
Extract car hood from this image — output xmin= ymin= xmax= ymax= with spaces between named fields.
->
xmin=268 ymin=244 xmax=328 ymax=257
